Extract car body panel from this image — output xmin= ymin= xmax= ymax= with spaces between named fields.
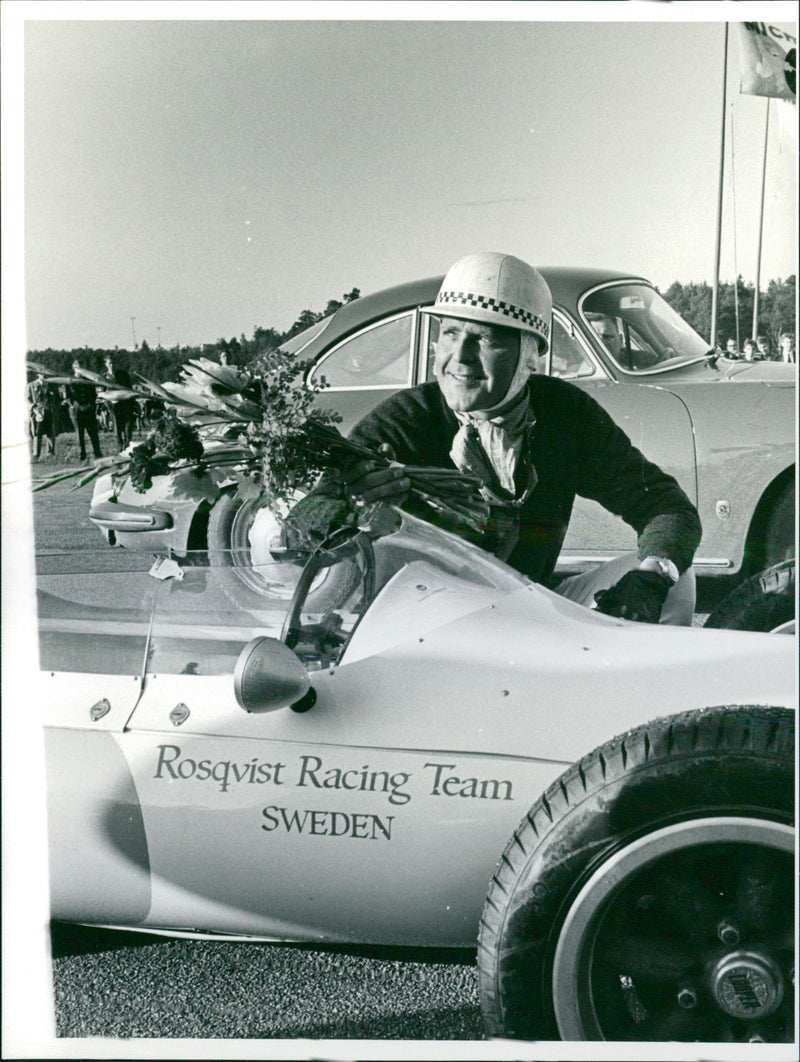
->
xmin=42 ymin=517 xmax=796 ymax=946
xmin=90 ymin=267 xmax=795 ymax=578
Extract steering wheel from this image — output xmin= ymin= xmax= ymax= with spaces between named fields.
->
xmin=280 ymin=527 xmax=375 ymax=650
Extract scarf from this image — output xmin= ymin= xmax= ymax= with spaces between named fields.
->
xmin=449 ymin=392 xmax=538 ymax=560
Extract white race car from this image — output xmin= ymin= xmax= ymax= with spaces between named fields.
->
xmin=39 ymin=508 xmax=796 ymax=1043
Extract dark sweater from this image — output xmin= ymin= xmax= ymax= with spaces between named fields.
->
xmin=348 ymin=377 xmax=701 ymax=586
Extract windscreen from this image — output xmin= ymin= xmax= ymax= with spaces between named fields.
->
xmin=37 ymin=509 xmax=528 ymax=678
xmin=582 ymin=283 xmax=711 ymax=373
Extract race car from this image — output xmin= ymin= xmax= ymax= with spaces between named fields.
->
xmin=88 ymin=267 xmax=796 ymax=631
xmin=39 ymin=506 xmax=796 ymax=1043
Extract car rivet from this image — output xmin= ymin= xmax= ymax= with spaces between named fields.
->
xmin=717 ymin=919 xmax=741 ymax=945
xmin=715 ymin=500 xmax=731 ymax=520
xmin=169 ymin=703 xmax=190 ymax=726
xmin=89 ymin=698 xmax=111 ymax=721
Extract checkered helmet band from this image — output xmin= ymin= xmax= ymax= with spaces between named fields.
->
xmin=436 ymin=290 xmax=550 ymax=340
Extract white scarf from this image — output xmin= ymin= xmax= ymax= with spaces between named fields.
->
xmin=450 ymin=395 xmax=535 ymax=500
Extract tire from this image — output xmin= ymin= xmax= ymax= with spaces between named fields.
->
xmin=478 ymin=706 xmax=795 ymax=1043
xmin=763 ymin=482 xmax=795 ymax=568
xmin=703 ymin=560 xmax=795 ymax=633
xmin=207 ymin=494 xmax=360 ymax=613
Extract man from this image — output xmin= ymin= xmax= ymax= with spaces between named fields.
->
xmin=104 ymin=354 xmax=137 ymax=448
xmin=586 ymin=313 xmax=623 ymax=359
xmin=338 ymin=253 xmax=701 ymax=625
xmin=67 ymin=359 xmax=102 ymax=461
xmin=756 ymin=335 xmax=773 ymax=361
xmin=27 ymin=372 xmax=59 ymax=459
xmin=724 ymin=338 xmax=741 ymax=359
xmin=742 ymin=338 xmax=760 ymax=361
xmin=778 ymin=332 xmax=795 ymax=364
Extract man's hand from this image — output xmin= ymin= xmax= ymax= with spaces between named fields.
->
xmin=339 ymin=443 xmax=411 ymax=506
xmin=593 ymin=569 xmax=672 ymax=624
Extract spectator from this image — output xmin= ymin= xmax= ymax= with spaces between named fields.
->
xmin=742 ymin=338 xmax=760 ymax=362
xmin=778 ymin=332 xmax=795 ymax=364
xmin=724 ymin=338 xmax=741 ymax=359
xmin=104 ymin=354 xmax=137 ymax=448
xmin=67 ymin=359 xmax=103 ymax=461
xmin=586 ymin=313 xmax=623 ymax=359
xmin=27 ymin=372 xmax=59 ymax=459
xmin=756 ymin=335 xmax=774 ymax=361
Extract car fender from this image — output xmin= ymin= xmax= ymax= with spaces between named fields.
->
xmin=90 ymin=470 xmax=224 ymax=554
xmin=45 ymin=727 xmax=152 ymax=925
xmin=665 ymin=379 xmax=795 ymax=574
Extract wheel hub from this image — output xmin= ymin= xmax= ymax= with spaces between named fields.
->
xmin=709 ymin=949 xmax=784 ymax=1020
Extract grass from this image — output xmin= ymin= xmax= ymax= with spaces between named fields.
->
xmin=28 ymin=428 xmax=140 ymax=469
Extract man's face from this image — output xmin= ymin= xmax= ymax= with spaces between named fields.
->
xmin=780 ymin=335 xmax=794 ymax=355
xmin=589 ymin=316 xmax=622 ymax=358
xmin=757 ymin=338 xmax=770 ymax=356
xmin=743 ymin=342 xmax=756 ymax=359
xmin=726 ymin=339 xmax=738 ymax=354
xmin=433 ymin=317 xmax=519 ymax=412
xmin=72 ymin=361 xmax=81 ymax=373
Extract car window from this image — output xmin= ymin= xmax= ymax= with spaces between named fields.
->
xmin=309 ymin=313 xmax=414 ymax=389
xmin=550 ymin=316 xmax=597 ymax=379
xmin=582 ymin=283 xmax=710 ymax=373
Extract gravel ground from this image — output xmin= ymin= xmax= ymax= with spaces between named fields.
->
xmin=51 ymin=927 xmax=483 ymax=1040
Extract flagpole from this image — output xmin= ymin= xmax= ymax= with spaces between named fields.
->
xmin=710 ymin=23 xmax=729 ymax=349
xmin=752 ymin=96 xmax=770 ymax=340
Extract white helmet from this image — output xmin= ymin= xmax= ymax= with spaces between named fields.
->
xmin=422 ymin=252 xmax=552 ymax=355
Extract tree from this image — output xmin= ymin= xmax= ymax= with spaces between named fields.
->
xmin=761 ymin=275 xmax=796 ymax=347
xmin=659 ymin=277 xmax=796 ymax=349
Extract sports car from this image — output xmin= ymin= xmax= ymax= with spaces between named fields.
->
xmin=41 ymin=507 xmax=796 ymax=1043
xmin=88 ymin=267 xmax=796 ymax=629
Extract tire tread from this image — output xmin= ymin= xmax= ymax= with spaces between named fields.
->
xmin=477 ymin=705 xmax=795 ymax=1041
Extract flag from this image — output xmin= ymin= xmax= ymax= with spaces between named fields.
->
xmin=737 ymin=22 xmax=796 ymax=102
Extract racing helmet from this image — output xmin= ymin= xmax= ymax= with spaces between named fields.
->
xmin=421 ymin=252 xmax=552 ymax=355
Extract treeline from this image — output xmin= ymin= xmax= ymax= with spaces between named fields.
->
xmin=662 ymin=275 xmax=795 ymax=348
xmin=27 ymin=277 xmax=795 ymax=382
xmin=26 ymin=287 xmax=361 ymax=382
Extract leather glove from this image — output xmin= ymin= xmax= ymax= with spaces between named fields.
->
xmin=593 ymin=569 xmax=672 ymax=624
xmin=339 ymin=443 xmax=411 ymax=506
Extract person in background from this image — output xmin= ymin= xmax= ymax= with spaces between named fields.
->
xmin=27 ymin=372 xmax=59 ymax=460
xmin=778 ymin=332 xmax=795 ymax=364
xmin=67 ymin=359 xmax=103 ymax=461
xmin=103 ymin=354 xmax=137 ymax=448
xmin=756 ymin=335 xmax=773 ymax=361
xmin=742 ymin=338 xmax=760 ymax=361
xmin=724 ymin=338 xmax=741 ymax=359
xmin=586 ymin=312 xmax=623 ymax=359
xmin=335 ymin=252 xmax=701 ymax=626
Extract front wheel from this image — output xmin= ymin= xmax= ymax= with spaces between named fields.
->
xmin=207 ymin=494 xmax=360 ymax=613
xmin=478 ymin=706 xmax=795 ymax=1042
xmin=703 ymin=560 xmax=795 ymax=633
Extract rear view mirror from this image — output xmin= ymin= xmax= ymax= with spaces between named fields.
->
xmin=234 ymin=636 xmax=311 ymax=713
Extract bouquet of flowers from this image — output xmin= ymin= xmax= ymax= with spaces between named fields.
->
xmin=31 ymin=351 xmax=489 ymax=543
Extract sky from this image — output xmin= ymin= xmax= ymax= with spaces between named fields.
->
xmin=12 ymin=1 xmax=799 ymax=353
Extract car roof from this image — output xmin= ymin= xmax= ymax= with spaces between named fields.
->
xmin=286 ymin=266 xmax=651 ymax=356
